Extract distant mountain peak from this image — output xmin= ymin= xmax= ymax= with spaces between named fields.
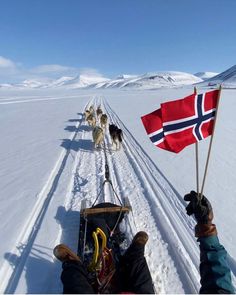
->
xmin=197 ymin=65 xmax=236 ymax=88
xmin=194 ymin=72 xmax=219 ymax=80
xmin=1 ymin=66 xmax=236 ymax=89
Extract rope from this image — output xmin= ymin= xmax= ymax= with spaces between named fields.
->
xmin=110 ymin=207 xmax=123 ymax=237
xmin=109 ymin=181 xmax=123 ymax=206
xmin=91 ymin=184 xmax=105 ymax=207
xmin=82 ymin=216 xmax=88 ymax=261
xmin=102 ymin=141 xmax=123 ymax=206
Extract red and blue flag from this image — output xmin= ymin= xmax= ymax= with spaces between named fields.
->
xmin=141 ymin=90 xmax=219 ymax=153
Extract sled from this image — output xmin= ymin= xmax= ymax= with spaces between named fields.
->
xmin=77 ymin=156 xmax=133 ymax=292
xmin=78 ymin=197 xmax=132 ymax=293
xmin=78 ymin=197 xmax=132 ymax=259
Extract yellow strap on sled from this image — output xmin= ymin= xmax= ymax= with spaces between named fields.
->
xmin=89 ymin=227 xmax=107 ymax=271
xmin=96 ymin=227 xmax=107 ymax=250
xmin=90 ymin=231 xmax=99 ymax=270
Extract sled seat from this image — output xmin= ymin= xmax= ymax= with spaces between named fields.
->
xmin=81 ymin=205 xmax=131 ymax=216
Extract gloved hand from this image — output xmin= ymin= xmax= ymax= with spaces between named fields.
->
xmin=184 ymin=191 xmax=213 ymax=224
xmin=184 ymin=191 xmax=217 ymax=237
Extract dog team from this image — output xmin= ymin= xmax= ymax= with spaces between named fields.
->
xmin=83 ymin=105 xmax=123 ymax=150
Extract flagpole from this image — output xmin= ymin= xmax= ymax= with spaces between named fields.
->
xmin=194 ymin=87 xmax=200 ymax=196
xmin=200 ymin=85 xmax=222 ymax=200
xmin=195 ymin=142 xmax=200 ymax=195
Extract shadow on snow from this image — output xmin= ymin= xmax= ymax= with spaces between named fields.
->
xmin=61 ymin=138 xmax=94 ymax=153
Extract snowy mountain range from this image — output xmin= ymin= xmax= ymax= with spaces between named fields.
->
xmin=0 ymin=74 xmax=109 ymax=89
xmin=0 ymin=71 xmax=202 ymax=90
xmin=88 ymin=71 xmax=202 ymax=89
xmin=1 ymin=65 xmax=236 ymax=89
xmin=197 ymin=65 xmax=236 ymax=88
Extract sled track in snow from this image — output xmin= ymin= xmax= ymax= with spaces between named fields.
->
xmin=0 ymin=101 xmax=91 ymax=294
xmin=101 ymin=98 xmax=201 ymax=293
xmin=0 ymin=94 xmax=89 ymax=105
xmin=59 ymin=98 xmax=107 ymax=248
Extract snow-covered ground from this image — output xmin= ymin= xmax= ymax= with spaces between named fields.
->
xmin=0 ymin=88 xmax=235 ymax=293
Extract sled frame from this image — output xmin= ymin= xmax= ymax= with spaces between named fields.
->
xmin=81 ymin=205 xmax=131 ymax=217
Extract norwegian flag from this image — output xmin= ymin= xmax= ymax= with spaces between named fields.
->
xmin=141 ymin=90 xmax=219 ymax=153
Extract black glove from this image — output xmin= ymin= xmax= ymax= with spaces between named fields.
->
xmin=184 ymin=191 xmax=213 ymax=224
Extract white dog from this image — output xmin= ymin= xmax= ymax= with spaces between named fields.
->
xmin=92 ymin=126 xmax=104 ymax=148
xmin=100 ymin=114 xmax=108 ymax=129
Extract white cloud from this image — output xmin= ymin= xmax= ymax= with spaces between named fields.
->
xmin=31 ymin=64 xmax=76 ymax=74
xmin=80 ymin=67 xmax=105 ymax=77
xmin=0 ymin=56 xmax=107 ymax=84
xmin=0 ymin=56 xmax=16 ymax=68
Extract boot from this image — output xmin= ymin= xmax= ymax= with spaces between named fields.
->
xmin=132 ymin=231 xmax=149 ymax=246
xmin=53 ymin=244 xmax=81 ymax=263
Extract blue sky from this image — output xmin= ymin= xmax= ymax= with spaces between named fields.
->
xmin=0 ymin=0 xmax=236 ymax=82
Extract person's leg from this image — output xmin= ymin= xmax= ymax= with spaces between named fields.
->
xmin=121 ymin=232 xmax=155 ymax=294
xmin=54 ymin=244 xmax=95 ymax=294
xmin=61 ymin=260 xmax=95 ymax=294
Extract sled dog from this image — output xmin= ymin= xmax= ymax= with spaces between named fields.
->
xmin=89 ymin=105 xmax=95 ymax=115
xmin=84 ymin=110 xmax=91 ymax=120
xmin=109 ymin=124 xmax=123 ymax=150
xmin=92 ymin=126 xmax=104 ymax=148
xmin=96 ymin=106 xmax=103 ymax=118
xmin=87 ymin=114 xmax=96 ymax=127
xmin=100 ymin=114 xmax=108 ymax=129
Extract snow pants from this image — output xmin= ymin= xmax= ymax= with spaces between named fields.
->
xmin=61 ymin=243 xmax=154 ymax=294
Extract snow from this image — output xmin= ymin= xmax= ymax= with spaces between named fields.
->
xmin=91 ymin=71 xmax=202 ymax=89
xmin=0 ymin=71 xmax=202 ymax=90
xmin=194 ymin=71 xmax=219 ymax=80
xmin=0 ymin=74 xmax=110 ymax=90
xmin=116 ymin=74 xmax=138 ymax=79
xmin=198 ymin=65 xmax=236 ymax=88
xmin=0 ymin=87 xmax=235 ymax=293
xmin=18 ymin=79 xmax=51 ymax=88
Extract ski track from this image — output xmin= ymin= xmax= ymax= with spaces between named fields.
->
xmin=60 ymin=98 xmax=106 ymax=250
xmin=0 ymin=94 xmax=89 ymax=105
xmin=0 ymin=98 xmax=91 ymax=293
xmin=0 ymin=95 xmax=205 ymax=293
